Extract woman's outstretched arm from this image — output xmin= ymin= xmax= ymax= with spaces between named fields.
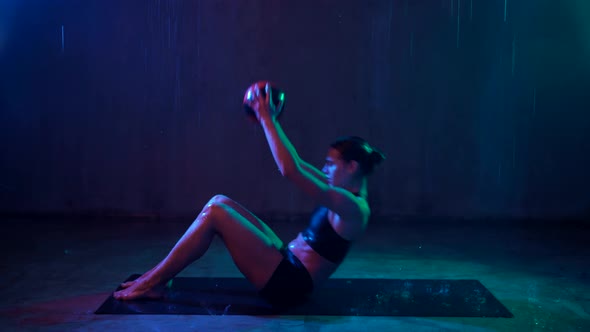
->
xmin=251 ymin=84 xmax=364 ymax=220
xmin=300 ymin=159 xmax=327 ymax=184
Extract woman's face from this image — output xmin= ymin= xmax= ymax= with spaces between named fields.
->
xmin=322 ymin=148 xmax=353 ymax=187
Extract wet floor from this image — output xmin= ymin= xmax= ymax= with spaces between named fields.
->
xmin=0 ymin=216 xmax=588 ymax=331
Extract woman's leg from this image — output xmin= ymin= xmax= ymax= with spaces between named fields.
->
xmin=114 ymin=195 xmax=285 ymax=300
xmin=121 ymin=194 xmax=284 ymax=282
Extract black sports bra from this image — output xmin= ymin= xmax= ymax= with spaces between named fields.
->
xmin=301 ymin=193 xmax=362 ymax=264
xmin=301 ymin=207 xmax=350 ymax=263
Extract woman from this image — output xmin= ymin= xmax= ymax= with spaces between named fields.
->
xmin=114 ymin=82 xmax=385 ymax=306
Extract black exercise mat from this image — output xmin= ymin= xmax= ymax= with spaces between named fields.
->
xmin=96 ymin=274 xmax=513 ymax=317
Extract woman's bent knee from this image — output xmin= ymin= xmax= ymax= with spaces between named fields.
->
xmin=197 ymin=196 xmax=231 ymax=220
xmin=202 ymin=201 xmax=239 ymax=224
xmin=208 ymin=194 xmax=233 ymax=206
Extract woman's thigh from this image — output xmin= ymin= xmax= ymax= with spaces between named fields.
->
xmin=209 ymin=194 xmax=284 ymax=248
xmin=209 ymin=202 xmax=284 ymax=289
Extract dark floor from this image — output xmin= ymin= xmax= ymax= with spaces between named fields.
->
xmin=0 ymin=216 xmax=589 ymax=331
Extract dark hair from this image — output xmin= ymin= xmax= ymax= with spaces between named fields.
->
xmin=330 ymin=136 xmax=385 ymax=175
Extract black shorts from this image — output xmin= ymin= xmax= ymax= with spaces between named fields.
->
xmin=258 ymin=246 xmax=314 ymax=306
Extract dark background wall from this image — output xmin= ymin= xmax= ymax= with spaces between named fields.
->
xmin=1 ymin=0 xmax=589 ymax=221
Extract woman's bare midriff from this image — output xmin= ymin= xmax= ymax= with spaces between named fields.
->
xmin=287 ymin=233 xmax=340 ymax=287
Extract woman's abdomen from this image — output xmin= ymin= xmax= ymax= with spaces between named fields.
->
xmin=287 ymin=233 xmax=339 ymax=286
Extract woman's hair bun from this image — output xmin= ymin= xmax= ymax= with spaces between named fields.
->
xmin=330 ymin=136 xmax=385 ymax=175
xmin=369 ymin=148 xmax=386 ymax=165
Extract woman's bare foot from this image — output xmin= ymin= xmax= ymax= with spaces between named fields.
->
xmin=117 ymin=261 xmax=165 ymax=290
xmin=119 ymin=280 xmax=136 ymax=289
xmin=113 ymin=279 xmax=167 ymax=301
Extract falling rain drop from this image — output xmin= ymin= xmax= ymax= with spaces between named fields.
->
xmin=60 ymin=25 xmax=64 ymax=53
xmin=167 ymin=16 xmax=171 ymax=48
xmin=386 ymin=1 xmax=392 ymax=43
xmin=511 ymin=35 xmax=516 ymax=76
xmin=456 ymin=0 xmax=461 ymax=48
xmin=409 ymin=32 xmax=414 ymax=58
xmin=533 ymin=88 xmax=537 ymax=116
